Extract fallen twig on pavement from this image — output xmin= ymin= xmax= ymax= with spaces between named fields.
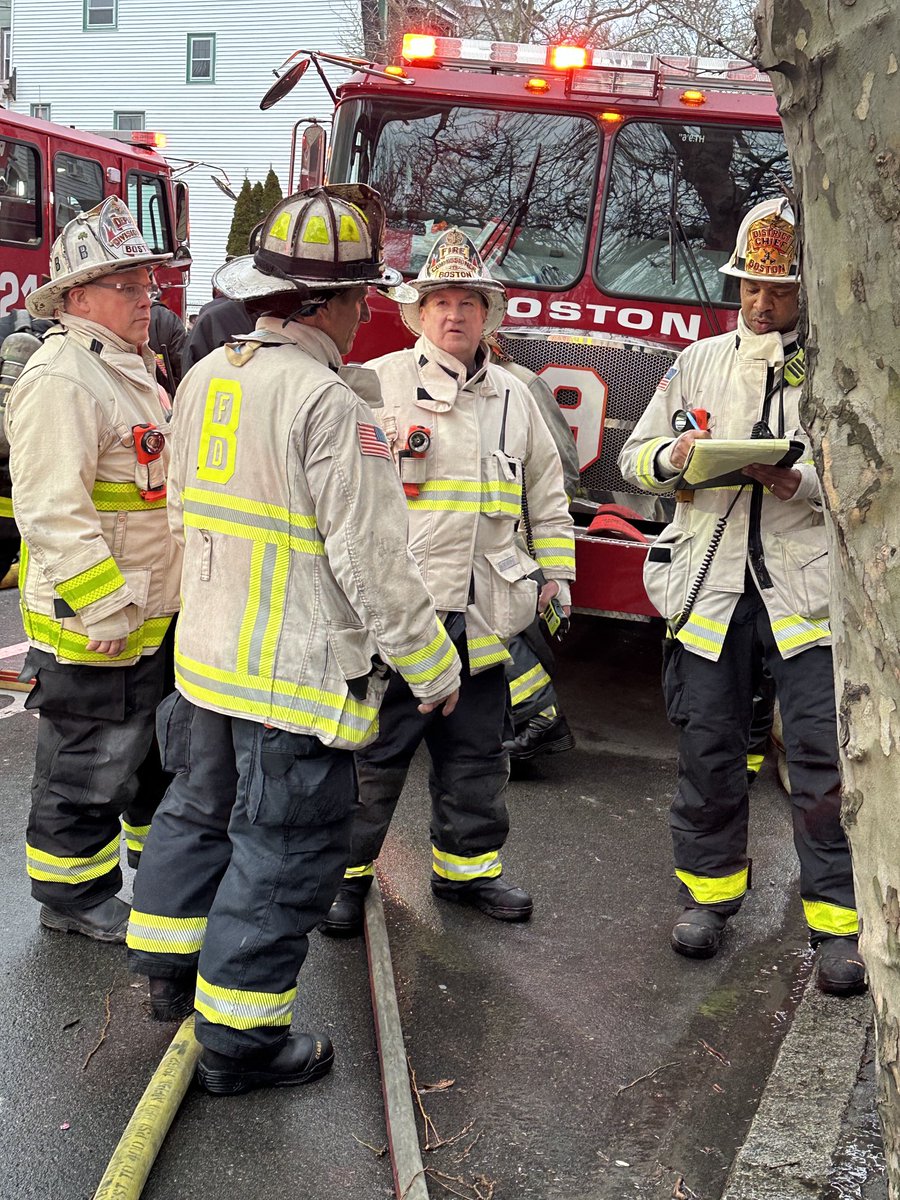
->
xmin=697 ymin=1039 xmax=731 ymax=1066
xmin=616 ymin=1060 xmax=683 ymax=1094
xmin=351 ymin=1132 xmax=387 ymax=1157
xmin=82 ymin=989 xmax=112 ymax=1070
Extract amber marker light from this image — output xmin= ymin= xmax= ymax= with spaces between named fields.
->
xmin=599 ymin=110 xmax=623 ymax=124
xmin=525 ymin=77 xmax=550 ymax=92
xmin=385 ymin=65 xmax=407 ymax=77
xmin=548 ymin=44 xmax=589 ymax=70
xmin=680 ymin=89 xmax=707 ymax=106
xmin=402 ymin=33 xmax=437 ymax=60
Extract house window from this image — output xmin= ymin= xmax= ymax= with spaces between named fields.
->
xmin=1 ymin=27 xmax=11 ymax=82
xmin=84 ymin=0 xmax=116 ymax=28
xmin=187 ymin=34 xmax=215 ymax=83
xmin=114 ymin=111 xmax=145 ymax=131
xmin=30 ymin=103 xmax=51 ymax=120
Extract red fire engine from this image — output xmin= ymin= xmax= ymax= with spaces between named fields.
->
xmin=276 ymin=36 xmax=791 ymax=617
xmin=0 ymin=108 xmax=190 ymax=321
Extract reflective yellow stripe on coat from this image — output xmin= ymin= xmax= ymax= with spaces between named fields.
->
xmin=406 ymin=478 xmax=522 ymax=516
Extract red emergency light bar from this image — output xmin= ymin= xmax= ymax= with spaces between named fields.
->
xmin=398 ymin=32 xmax=771 ymax=94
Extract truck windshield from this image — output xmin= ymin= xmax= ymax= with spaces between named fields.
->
xmin=597 ymin=121 xmax=791 ymax=305
xmin=329 ymin=98 xmax=600 ymax=289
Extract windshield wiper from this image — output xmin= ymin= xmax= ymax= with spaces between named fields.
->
xmin=479 ymin=145 xmax=542 ymax=268
xmin=668 ymin=154 xmax=722 ymax=337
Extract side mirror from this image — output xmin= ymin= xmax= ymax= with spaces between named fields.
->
xmin=290 ymin=120 xmax=327 ymax=192
xmin=174 ymin=180 xmax=190 ymax=245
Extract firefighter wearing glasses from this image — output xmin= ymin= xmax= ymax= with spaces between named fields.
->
xmin=321 ymin=228 xmax=575 ymax=937
xmin=125 ymin=187 xmax=461 ymax=1095
xmin=6 ymin=197 xmax=180 ymax=943
xmin=618 ymin=198 xmax=864 ymax=996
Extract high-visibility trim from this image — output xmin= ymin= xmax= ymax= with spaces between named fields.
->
xmin=467 ymin=633 xmax=512 ymax=670
xmin=125 ymin=910 xmax=207 ymax=955
xmin=676 ymin=611 xmax=729 ymax=655
xmin=389 ymin=621 xmax=457 ymax=686
xmin=236 ymin=542 xmax=291 ymax=676
xmin=91 ymin=481 xmax=167 ymax=511
xmin=56 ymin=555 xmax=126 ymax=611
xmin=803 ymin=899 xmax=859 ymax=937
xmin=433 ymin=847 xmax=503 ymax=881
xmin=344 ymin=862 xmax=375 ymax=880
xmin=121 ymin=821 xmax=150 ymax=854
xmin=634 ymin=437 xmax=676 ymax=493
xmin=20 ymin=607 xmax=172 ymax=663
xmin=770 ymin=614 xmax=830 ymax=655
xmin=175 ymin=650 xmax=380 ymax=745
xmin=746 ymin=753 xmax=765 ymax=774
xmin=406 ymin=478 xmax=522 ymax=515
xmin=509 ymin=661 xmax=552 ymax=708
xmin=182 ymin=486 xmax=324 ymax=555
xmin=26 ymin=835 xmax=120 ymax=884
xmin=0 ymin=495 xmax=13 ymax=519
xmin=532 ymin=535 xmax=576 ymax=572
xmin=675 ymin=866 xmax=748 ymax=905
xmin=194 ymin=973 xmax=295 ymax=1029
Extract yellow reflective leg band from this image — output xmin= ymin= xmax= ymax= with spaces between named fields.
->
xmin=344 ymin=863 xmax=375 ymax=880
xmin=126 ymin=911 xmax=207 ymax=955
xmin=194 ymin=974 xmax=295 ymax=1029
xmin=803 ymin=899 xmax=859 ymax=937
xmin=675 ymin=866 xmax=748 ymax=905
xmin=746 ymin=753 xmax=765 ymax=775
xmin=122 ymin=821 xmax=151 ymax=854
xmin=432 ymin=847 xmax=503 ymax=882
xmin=26 ymin=835 xmax=120 ymax=884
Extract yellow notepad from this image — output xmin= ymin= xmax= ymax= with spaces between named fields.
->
xmin=676 ymin=438 xmax=804 ymax=490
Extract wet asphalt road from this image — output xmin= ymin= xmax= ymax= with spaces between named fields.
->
xmin=0 ymin=586 xmax=883 ymax=1200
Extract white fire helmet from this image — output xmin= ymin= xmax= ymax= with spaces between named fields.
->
xmin=27 ymin=196 xmax=172 ymax=318
xmin=719 ymin=197 xmax=800 ymax=283
xmin=213 ymin=184 xmax=417 ymax=305
xmin=400 ymin=227 xmax=508 ymax=337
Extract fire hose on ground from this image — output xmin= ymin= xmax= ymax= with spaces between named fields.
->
xmin=90 ymin=873 xmax=429 ymax=1200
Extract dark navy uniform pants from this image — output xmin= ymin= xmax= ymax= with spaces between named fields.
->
xmin=127 ymin=697 xmax=356 ymax=1057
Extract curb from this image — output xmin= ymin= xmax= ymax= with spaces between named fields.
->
xmin=721 ymin=979 xmax=872 ymax=1198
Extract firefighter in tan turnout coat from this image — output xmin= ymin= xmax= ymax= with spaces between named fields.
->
xmin=7 ymin=197 xmax=180 ymax=944
xmin=322 ymin=228 xmax=575 ymax=937
xmin=618 ymin=198 xmax=864 ymax=997
xmin=126 ymin=186 xmax=462 ymax=1095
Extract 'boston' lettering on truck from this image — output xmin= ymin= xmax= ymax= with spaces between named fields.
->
xmin=268 ymin=35 xmax=791 ymax=618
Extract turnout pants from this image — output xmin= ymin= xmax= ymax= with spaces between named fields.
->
xmin=127 ymin=697 xmax=356 ymax=1057
xmin=506 ymin=619 xmax=558 ymax=729
xmin=348 ymin=635 xmax=510 ymax=884
xmin=663 ymin=589 xmax=857 ymax=942
xmin=24 ymin=635 xmax=172 ymax=909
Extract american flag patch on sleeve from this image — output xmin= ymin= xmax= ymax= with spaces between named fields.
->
xmin=357 ymin=422 xmax=392 ymax=459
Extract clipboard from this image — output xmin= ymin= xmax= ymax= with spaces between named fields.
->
xmin=675 ymin=438 xmax=805 ymax=490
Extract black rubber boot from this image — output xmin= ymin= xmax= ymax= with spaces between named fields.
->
xmin=431 ymin=874 xmax=533 ymax=922
xmin=318 ymin=876 xmax=373 ymax=938
xmin=149 ymin=975 xmax=196 ymax=1022
xmin=670 ymin=907 xmax=729 ymax=959
xmin=503 ymin=713 xmax=575 ymax=761
xmin=816 ymin=935 xmax=867 ymax=997
xmin=39 ymin=895 xmax=130 ymax=944
xmin=197 ymin=1032 xmax=335 ymax=1095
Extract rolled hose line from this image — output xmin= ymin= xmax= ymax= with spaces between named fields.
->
xmin=91 ymin=874 xmax=428 ymax=1199
xmin=91 ymin=1015 xmax=201 ymax=1200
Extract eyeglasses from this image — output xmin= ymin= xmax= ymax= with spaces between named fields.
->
xmin=87 ymin=281 xmax=158 ymax=301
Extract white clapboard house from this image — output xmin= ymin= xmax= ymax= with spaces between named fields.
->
xmin=6 ymin=0 xmax=358 ymax=311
